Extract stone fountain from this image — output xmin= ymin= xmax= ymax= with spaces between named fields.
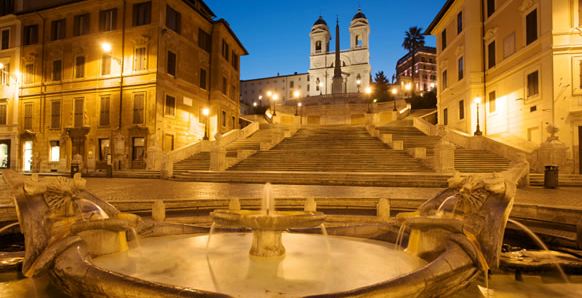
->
xmin=210 ymin=183 xmax=326 ymax=257
xmin=0 ymin=161 xmax=529 ymax=297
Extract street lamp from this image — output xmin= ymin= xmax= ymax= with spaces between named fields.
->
xmin=293 ymin=90 xmax=301 ymax=99
xmin=295 ymin=101 xmax=302 ymax=116
xmin=202 ymin=107 xmax=210 ymax=140
xmin=318 ymin=82 xmax=324 ymax=95
xmin=356 ymin=79 xmax=362 ymax=93
xmin=365 ymin=86 xmax=373 ymax=113
xmin=272 ymin=93 xmax=279 ymax=116
xmin=101 ymin=42 xmax=112 ymax=53
xmin=473 ymin=97 xmax=483 ymax=136
xmin=391 ymin=87 xmax=398 ymax=111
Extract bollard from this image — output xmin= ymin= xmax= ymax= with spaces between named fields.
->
xmin=304 ymin=198 xmax=317 ymax=212
xmin=377 ymin=198 xmax=390 ymax=220
xmin=152 ymin=200 xmax=166 ymax=222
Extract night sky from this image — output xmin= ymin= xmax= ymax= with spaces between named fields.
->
xmin=205 ymin=0 xmax=446 ymax=80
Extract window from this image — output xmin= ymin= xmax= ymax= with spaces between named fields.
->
xmin=222 ymin=111 xmax=226 ymax=127
xmin=1 ymin=29 xmax=9 ymax=50
xmin=74 ymin=98 xmax=84 ymax=128
xmin=526 ymin=9 xmax=538 ymax=45
xmin=441 ymin=29 xmax=447 ymax=50
xmin=443 ymin=108 xmax=448 ymax=125
xmin=0 ymin=103 xmax=6 ymax=125
xmin=100 ymin=96 xmax=110 ymax=126
xmin=132 ymin=137 xmax=145 ymax=161
xmin=75 ymin=56 xmax=85 ymax=78
xmin=198 ymin=29 xmax=211 ymax=53
xmin=52 ymin=60 xmax=62 ymax=81
xmin=0 ymin=0 xmax=14 ymax=16
xmin=24 ymin=64 xmax=33 ymax=84
xmin=487 ymin=0 xmax=495 ymax=17
xmin=133 ymin=2 xmax=151 ymax=26
xmin=23 ymin=25 xmax=38 ymax=45
xmin=166 ymin=5 xmax=181 ymax=33
xmin=0 ymin=63 xmax=8 ymax=85
xmin=200 ymin=68 xmax=207 ymax=89
xmin=102 ymin=54 xmax=111 ymax=75
xmin=50 ymin=100 xmax=60 ymax=129
xmin=355 ymin=35 xmax=362 ymax=47
xmin=232 ymin=51 xmax=239 ymax=70
xmin=163 ymin=134 xmax=174 ymax=152
xmin=442 ymin=70 xmax=448 ymax=89
xmin=222 ymin=77 xmax=227 ymax=94
xmin=134 ymin=47 xmax=147 ymax=71
xmin=49 ymin=141 xmax=60 ymax=162
xmin=315 ymin=40 xmax=322 ymax=52
xmin=24 ymin=103 xmax=32 ymax=130
xmin=457 ymin=56 xmax=464 ymax=80
xmin=167 ymin=51 xmax=176 ymax=76
xmin=133 ymin=93 xmax=145 ymax=124
xmin=527 ymin=71 xmax=539 ymax=97
xmin=99 ymin=139 xmax=110 ymax=161
xmin=232 ymin=116 xmax=235 ymax=129
xmin=316 ymin=78 xmax=320 ymax=91
xmin=489 ymin=91 xmax=497 ymax=113
xmin=459 ymin=100 xmax=465 ymax=120
xmin=51 ymin=19 xmax=66 ymax=41
xmin=488 ymin=41 xmax=496 ymax=69
xmin=457 ymin=11 xmax=463 ymax=34
xmin=99 ymin=8 xmax=117 ymax=32
xmin=73 ymin=14 xmax=90 ymax=36
xmin=290 ymin=81 xmax=295 ymax=88
xmin=165 ymin=95 xmax=175 ymax=116
xmin=222 ymin=40 xmax=230 ymax=61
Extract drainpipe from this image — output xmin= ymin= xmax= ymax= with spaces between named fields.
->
xmin=481 ymin=0 xmax=487 ymax=135
xmin=118 ymin=0 xmax=126 ymax=130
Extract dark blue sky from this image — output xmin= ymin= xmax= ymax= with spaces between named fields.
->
xmin=205 ymin=0 xmax=446 ymax=80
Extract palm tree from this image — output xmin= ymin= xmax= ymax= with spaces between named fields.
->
xmin=402 ymin=26 xmax=425 ymax=95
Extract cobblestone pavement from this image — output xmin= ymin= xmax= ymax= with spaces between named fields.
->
xmin=1 ymin=177 xmax=581 ymax=210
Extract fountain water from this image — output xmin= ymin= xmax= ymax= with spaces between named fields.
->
xmin=507 ymin=218 xmax=569 ymax=282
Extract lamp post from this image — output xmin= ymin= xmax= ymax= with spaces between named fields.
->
xmin=356 ymin=79 xmax=362 ymax=94
xmin=295 ymin=101 xmax=302 ymax=116
xmin=391 ymin=87 xmax=398 ymax=111
xmin=202 ymin=107 xmax=210 ymax=140
xmin=474 ymin=97 xmax=483 ymax=136
xmin=272 ymin=93 xmax=279 ymax=116
xmin=365 ymin=86 xmax=373 ymax=113
xmin=319 ymin=82 xmax=323 ymax=96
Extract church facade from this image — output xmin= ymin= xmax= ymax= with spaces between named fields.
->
xmin=240 ymin=9 xmax=371 ymax=105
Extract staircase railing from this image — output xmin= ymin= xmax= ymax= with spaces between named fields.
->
xmin=412 ymin=115 xmax=438 ymax=136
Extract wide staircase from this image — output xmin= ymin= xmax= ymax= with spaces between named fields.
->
xmin=230 ymin=126 xmax=430 ymax=172
xmin=378 ymin=120 xmax=511 ymax=173
xmin=174 ymin=126 xmax=452 ymax=187
xmin=173 ymin=128 xmax=279 ymax=175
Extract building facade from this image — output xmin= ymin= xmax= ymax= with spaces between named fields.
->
xmin=395 ymin=46 xmax=437 ymax=94
xmin=428 ymin=0 xmax=582 ymax=173
xmin=239 ymin=9 xmax=372 ymax=108
xmin=240 ymin=72 xmax=308 ymax=107
xmin=1 ymin=0 xmax=246 ymax=173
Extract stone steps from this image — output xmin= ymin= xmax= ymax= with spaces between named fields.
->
xmin=173 ymin=170 xmax=451 ymax=187
xmin=529 ymin=174 xmax=582 ymax=187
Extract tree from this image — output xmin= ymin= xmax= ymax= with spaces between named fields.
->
xmin=402 ymin=26 xmax=425 ymax=95
xmin=373 ymin=71 xmax=390 ymax=101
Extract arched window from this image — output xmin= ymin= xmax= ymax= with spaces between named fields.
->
xmin=315 ymin=41 xmax=322 ymax=52
xmin=355 ymin=35 xmax=362 ymax=47
xmin=342 ymin=61 xmax=346 ymax=67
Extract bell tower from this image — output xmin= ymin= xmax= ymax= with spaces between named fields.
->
xmin=310 ymin=16 xmax=330 ymax=55
xmin=350 ymin=9 xmax=369 ymax=50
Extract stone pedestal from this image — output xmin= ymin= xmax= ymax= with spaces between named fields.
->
xmin=210 ymin=148 xmax=227 ymax=171
xmin=434 ymin=141 xmax=456 ymax=173
xmin=381 ymin=134 xmax=393 ymax=145
xmin=250 ymin=230 xmax=285 ymax=258
xmin=537 ymin=139 xmax=568 ymax=172
xmin=392 ymin=140 xmax=404 ymax=150
xmin=413 ymin=147 xmax=427 ymax=159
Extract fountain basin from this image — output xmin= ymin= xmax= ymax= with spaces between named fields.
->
xmin=211 ymin=210 xmax=326 ymax=257
xmin=93 ymin=233 xmax=427 ymax=298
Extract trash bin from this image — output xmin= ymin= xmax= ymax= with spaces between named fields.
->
xmin=544 ymin=165 xmax=559 ymax=189
xmin=71 ymin=163 xmax=80 ymax=178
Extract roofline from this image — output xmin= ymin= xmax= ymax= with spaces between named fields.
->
xmin=425 ymin=0 xmax=455 ymax=35
xmin=396 ymin=46 xmax=436 ymax=65
xmin=241 ymin=73 xmax=309 ymax=82
xmin=213 ymin=18 xmax=248 ymax=55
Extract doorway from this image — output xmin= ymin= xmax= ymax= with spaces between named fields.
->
xmin=131 ymin=137 xmax=146 ymax=169
xmin=23 ymin=140 xmax=32 ymax=172
xmin=0 ymin=140 xmax=9 ymax=168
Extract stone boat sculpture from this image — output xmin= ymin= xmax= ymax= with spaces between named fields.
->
xmin=2 ymin=161 xmax=527 ymax=297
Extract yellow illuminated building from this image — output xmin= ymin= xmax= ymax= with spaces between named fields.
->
xmin=0 ymin=0 xmax=246 ymax=173
xmin=428 ymin=0 xmax=582 ymax=173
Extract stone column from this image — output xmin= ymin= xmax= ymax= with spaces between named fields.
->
xmin=433 ymin=140 xmax=456 ymax=173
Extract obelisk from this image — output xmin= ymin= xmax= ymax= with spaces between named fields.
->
xmin=331 ymin=18 xmax=344 ymax=94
